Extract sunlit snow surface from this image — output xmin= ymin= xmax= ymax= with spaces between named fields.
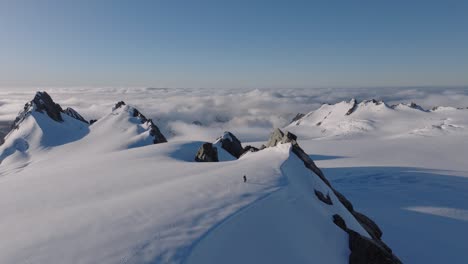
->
xmin=0 ymin=87 xmax=467 ymax=263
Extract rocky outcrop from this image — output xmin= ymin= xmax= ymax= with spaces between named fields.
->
xmin=214 ymin=132 xmax=244 ymax=158
xmin=265 ymin=128 xmax=400 ymax=264
xmin=332 ymin=214 xmax=400 ymax=264
xmin=11 ymin=91 xmax=88 ymax=130
xmin=113 ymin=101 xmax=167 ymax=144
xmin=241 ymin=145 xmax=259 ymax=157
xmin=348 ymin=229 xmax=400 ymax=264
xmin=314 ymin=189 xmax=333 ymax=205
xmin=345 ymin=99 xmax=358 ymax=115
xmin=291 ymin=113 xmax=305 ymax=124
xmin=266 ymin=128 xmax=330 ymax=186
xmin=361 ymin=99 xmax=385 ymax=105
xmin=31 ymin=91 xmax=64 ymax=122
xmin=391 ymin=102 xmax=426 ymax=111
xmin=195 ymin=143 xmax=219 ymax=162
xmin=353 ymin=211 xmax=383 ymax=240
xmin=64 ymin=107 xmax=88 ymax=123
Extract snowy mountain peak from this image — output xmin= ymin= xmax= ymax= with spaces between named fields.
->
xmin=30 ymin=91 xmax=64 ymax=122
xmin=287 ymin=98 xmax=468 ymax=139
xmin=1 ymin=92 xmax=90 ymax=165
xmin=11 ymin=91 xmax=89 ymax=131
xmin=359 ymin=98 xmax=386 ymax=106
xmin=107 ymin=101 xmax=167 ymax=144
xmin=390 ymin=102 xmax=426 ymax=111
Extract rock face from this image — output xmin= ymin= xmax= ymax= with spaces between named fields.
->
xmin=266 ymin=128 xmax=330 ymax=186
xmin=113 ymin=101 xmax=167 ymax=144
xmin=314 ymin=189 xmax=333 ymax=205
xmin=64 ymin=107 xmax=88 ymax=123
xmin=265 ymin=128 xmax=401 ymax=264
xmin=195 ymin=143 xmax=219 ymax=162
xmin=214 ymin=132 xmax=244 ymax=158
xmin=241 ymin=145 xmax=259 ymax=157
xmin=31 ymin=91 xmax=64 ymax=122
xmin=291 ymin=113 xmax=305 ymax=124
xmin=345 ymin=99 xmax=358 ymax=115
xmin=11 ymin=91 xmax=88 ymax=131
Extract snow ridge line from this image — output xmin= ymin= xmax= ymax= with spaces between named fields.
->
xmin=178 ymin=161 xmax=290 ymax=264
xmin=119 ymin=158 xmax=290 ymax=264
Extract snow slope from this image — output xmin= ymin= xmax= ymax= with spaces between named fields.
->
xmin=4 ymin=92 xmax=466 ymax=263
xmin=0 ymin=138 xmax=370 ymax=263
xmin=289 ymin=130 xmax=468 ymax=264
xmin=0 ymin=93 xmax=390 ymax=264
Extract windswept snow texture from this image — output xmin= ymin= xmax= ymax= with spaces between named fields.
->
xmin=0 ymin=135 xmax=367 ymax=264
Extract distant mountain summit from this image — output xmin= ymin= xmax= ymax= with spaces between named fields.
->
xmin=112 ymin=101 xmax=167 ymax=144
xmin=0 ymin=91 xmax=167 ymax=165
xmin=11 ymin=91 xmax=88 ymax=130
xmin=287 ymin=99 xmax=468 ymax=139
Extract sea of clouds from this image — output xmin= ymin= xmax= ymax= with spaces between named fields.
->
xmin=0 ymin=87 xmax=467 ymax=142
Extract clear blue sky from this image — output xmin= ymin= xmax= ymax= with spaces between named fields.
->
xmin=1 ymin=0 xmax=467 ymax=89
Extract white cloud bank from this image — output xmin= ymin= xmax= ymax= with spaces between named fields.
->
xmin=0 ymin=87 xmax=467 ymax=141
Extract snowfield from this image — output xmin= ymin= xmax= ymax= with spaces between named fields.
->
xmin=0 ymin=89 xmax=467 ymax=263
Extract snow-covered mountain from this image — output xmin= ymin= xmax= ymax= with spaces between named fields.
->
xmin=287 ymin=98 xmax=468 ymax=139
xmin=0 ymin=92 xmax=166 ymax=166
xmin=0 ymin=92 xmax=401 ymax=264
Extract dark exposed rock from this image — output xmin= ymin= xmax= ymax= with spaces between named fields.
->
xmin=31 ymin=91 xmax=64 ymax=122
xmin=264 ymin=127 xmax=400 ymax=263
xmin=113 ymin=101 xmax=167 ymax=144
xmin=11 ymin=91 xmax=89 ymax=130
xmin=291 ymin=113 xmax=305 ymax=124
xmin=362 ymin=99 xmax=384 ymax=105
xmin=408 ymin=102 xmax=425 ymax=111
xmin=192 ymin=120 xmax=203 ymax=126
xmin=348 ymin=230 xmax=401 ymax=264
xmin=89 ymin=119 xmax=98 ymax=125
xmin=345 ymin=99 xmax=358 ymax=115
xmin=353 ymin=211 xmax=383 ymax=240
xmin=332 ymin=214 xmax=347 ymax=231
xmin=132 ymin=108 xmax=167 ymax=144
xmin=266 ymin=128 xmax=330 ymax=187
xmin=240 ymin=145 xmax=259 ymax=157
xmin=64 ymin=107 xmax=88 ymax=123
xmin=391 ymin=102 xmax=426 ymax=111
xmin=314 ymin=189 xmax=333 ymax=205
xmin=215 ymin=132 xmax=244 ymax=158
xmin=114 ymin=101 xmax=126 ymax=110
xmin=332 ymin=188 xmax=354 ymax=212
xmin=332 ymin=216 xmax=400 ymax=263
xmin=195 ymin=143 xmax=219 ymax=162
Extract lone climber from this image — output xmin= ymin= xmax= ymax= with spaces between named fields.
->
xmin=243 ymin=175 xmax=247 ymax=183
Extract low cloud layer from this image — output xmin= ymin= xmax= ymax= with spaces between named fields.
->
xmin=0 ymin=87 xmax=467 ymax=142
